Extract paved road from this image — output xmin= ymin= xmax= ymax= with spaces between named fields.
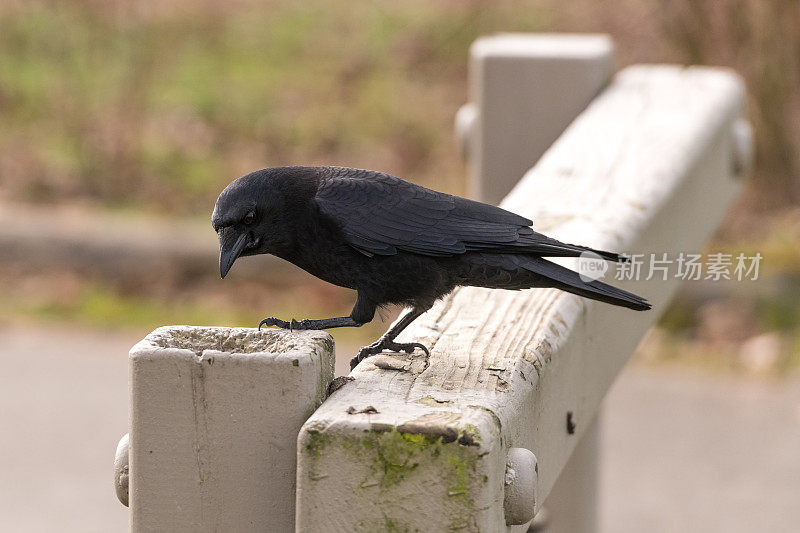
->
xmin=1 ymin=325 xmax=798 ymax=532
xmin=0 ymin=325 xmax=135 ymax=532
xmin=600 ymin=367 xmax=800 ymax=533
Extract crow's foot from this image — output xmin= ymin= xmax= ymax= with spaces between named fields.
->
xmin=350 ymin=339 xmax=430 ymax=370
xmin=258 ymin=317 xmax=312 ymax=331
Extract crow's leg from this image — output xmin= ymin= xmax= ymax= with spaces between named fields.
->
xmin=350 ymin=305 xmax=431 ymax=370
xmin=259 ymin=292 xmax=375 ymax=331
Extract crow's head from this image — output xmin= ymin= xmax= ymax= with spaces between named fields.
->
xmin=212 ymin=170 xmax=288 ymax=278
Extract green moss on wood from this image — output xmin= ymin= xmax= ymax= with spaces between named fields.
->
xmin=303 ymin=421 xmax=486 ymax=531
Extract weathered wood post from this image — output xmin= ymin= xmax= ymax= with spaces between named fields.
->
xmin=458 ymin=33 xmax=615 ymax=205
xmin=457 ymin=34 xmax=616 ymax=532
xmin=123 ymin=326 xmax=334 ymax=532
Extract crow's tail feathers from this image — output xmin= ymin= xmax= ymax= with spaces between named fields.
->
xmin=510 ymin=233 xmax=628 ymax=263
xmin=577 ymin=246 xmax=626 ymax=263
xmin=523 ymin=256 xmax=651 ymax=311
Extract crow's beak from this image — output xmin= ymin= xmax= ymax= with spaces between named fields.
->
xmin=218 ymin=227 xmax=249 ymax=279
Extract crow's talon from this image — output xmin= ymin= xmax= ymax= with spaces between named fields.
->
xmin=404 ymin=342 xmax=430 ymax=356
xmin=258 ymin=317 xmax=290 ymax=330
xmin=349 ymin=340 xmax=431 ymax=370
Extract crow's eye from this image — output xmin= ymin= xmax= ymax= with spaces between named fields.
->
xmin=243 ymin=211 xmax=256 ymax=225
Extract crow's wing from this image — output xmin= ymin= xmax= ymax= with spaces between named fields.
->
xmin=315 ymin=167 xmax=621 ymax=260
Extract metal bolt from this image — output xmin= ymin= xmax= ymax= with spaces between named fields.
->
xmin=114 ymin=433 xmax=129 ymax=507
xmin=504 ymin=447 xmax=538 ymax=525
xmin=454 ymin=103 xmax=477 ymax=161
xmin=527 ymin=506 xmax=550 ymax=532
xmin=731 ymin=118 xmax=753 ymax=178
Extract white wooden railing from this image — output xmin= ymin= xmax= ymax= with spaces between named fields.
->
xmin=114 ymin=34 xmax=750 ymax=532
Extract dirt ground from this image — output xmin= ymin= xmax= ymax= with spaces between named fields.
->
xmin=1 ymin=325 xmax=798 ymax=532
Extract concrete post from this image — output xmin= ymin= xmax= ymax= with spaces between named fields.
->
xmin=127 ymin=326 xmax=334 ymax=532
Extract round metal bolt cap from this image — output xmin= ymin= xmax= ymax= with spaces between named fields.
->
xmin=504 ymin=447 xmax=538 ymax=525
xmin=114 ymin=433 xmax=130 ymax=507
xmin=731 ymin=118 xmax=753 ymax=177
xmin=454 ymin=103 xmax=477 ymax=160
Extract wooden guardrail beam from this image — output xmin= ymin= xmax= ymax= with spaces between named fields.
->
xmin=296 ymin=65 xmax=747 ymax=532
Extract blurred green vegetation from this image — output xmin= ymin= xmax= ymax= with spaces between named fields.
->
xmin=1 ymin=0 xmax=799 ymax=372
xmin=0 ymin=0 xmax=548 ymax=212
xmin=0 ymin=272 xmax=389 ymax=344
xmin=1 ymin=1 xmax=797 ymax=211
xmin=1 ymin=282 xmax=250 ymax=330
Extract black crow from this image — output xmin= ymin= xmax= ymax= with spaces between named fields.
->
xmin=212 ymin=166 xmax=650 ymax=369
